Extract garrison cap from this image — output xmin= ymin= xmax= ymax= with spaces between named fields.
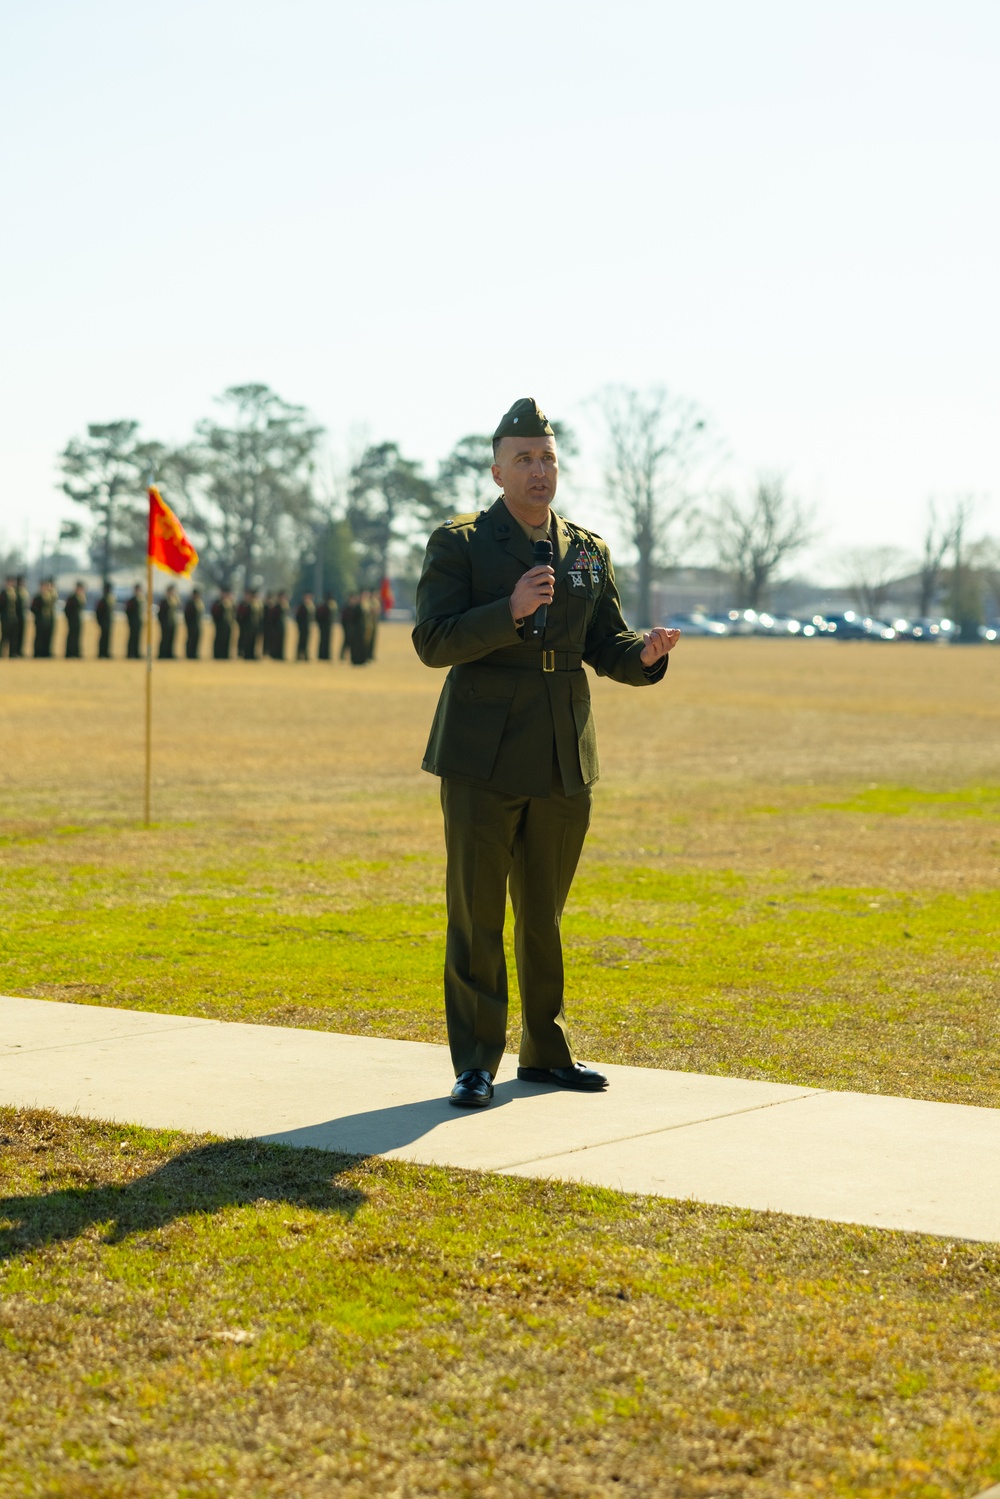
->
xmin=492 ymin=397 xmax=554 ymax=444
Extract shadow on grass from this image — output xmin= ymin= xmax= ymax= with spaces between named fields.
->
xmin=0 ymin=1138 xmax=365 ymax=1261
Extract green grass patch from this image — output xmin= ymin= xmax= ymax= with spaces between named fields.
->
xmin=2 ymin=1106 xmax=999 ymax=1497
xmin=814 ymin=784 xmax=1000 ymax=818
xmin=2 ymin=844 xmax=998 ymax=1105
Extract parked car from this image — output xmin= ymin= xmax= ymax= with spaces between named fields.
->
xmin=722 ymin=609 xmax=758 ymax=635
xmin=907 ymin=618 xmax=955 ymax=642
xmin=822 ymin=611 xmax=872 ymax=639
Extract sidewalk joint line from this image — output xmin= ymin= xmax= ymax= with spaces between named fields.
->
xmin=0 ymin=1019 xmax=213 ymax=1057
xmin=492 ymin=1090 xmax=827 ymax=1172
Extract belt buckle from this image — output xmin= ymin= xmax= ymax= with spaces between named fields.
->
xmin=542 ymin=649 xmax=555 ymax=672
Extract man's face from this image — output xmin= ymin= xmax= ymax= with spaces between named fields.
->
xmin=492 ymin=435 xmax=559 ymax=510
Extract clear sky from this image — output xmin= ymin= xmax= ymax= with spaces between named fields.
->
xmin=1 ymin=0 xmax=997 ymax=572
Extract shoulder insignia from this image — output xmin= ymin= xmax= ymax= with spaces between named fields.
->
xmin=440 ymin=512 xmax=479 ymax=531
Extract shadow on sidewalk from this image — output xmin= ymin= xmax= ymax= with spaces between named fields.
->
xmin=262 ymin=1077 xmax=551 ymax=1156
xmin=0 ymin=1137 xmax=364 ymax=1263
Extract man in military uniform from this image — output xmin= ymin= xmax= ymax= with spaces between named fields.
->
xmin=0 ymin=576 xmax=16 ymax=657
xmin=64 ymin=581 xmax=87 ymax=658
xmin=413 ymin=398 xmax=678 ymax=1108
xmin=247 ymin=589 xmax=264 ymax=658
xmin=295 ymin=592 xmax=316 ymax=661
xmin=236 ymin=590 xmax=257 ymax=659
xmin=184 ymin=587 xmax=204 ymax=659
xmin=158 ymin=585 xmax=179 ymax=659
xmin=125 ymin=585 xmax=144 ymax=659
xmin=95 ymin=583 xmax=116 ymax=658
xmin=339 ymin=593 xmax=359 ymax=660
xmin=315 ymin=594 xmax=337 ymax=660
xmin=12 ymin=576 xmax=29 ymax=657
xmin=211 ymin=589 xmax=235 ymax=659
xmin=263 ymin=592 xmax=289 ymax=660
xmin=362 ymin=589 xmax=380 ymax=662
xmin=30 ymin=580 xmax=57 ymax=658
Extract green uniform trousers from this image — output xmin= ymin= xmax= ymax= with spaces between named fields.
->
xmin=440 ymin=771 xmax=592 ymax=1078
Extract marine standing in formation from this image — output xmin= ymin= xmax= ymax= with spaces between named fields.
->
xmin=64 ymin=581 xmax=87 ymax=658
xmin=0 ymin=580 xmax=356 ymax=663
xmin=125 ymin=585 xmax=144 ymax=658
xmin=315 ymin=595 xmax=337 ymax=660
xmin=13 ymin=578 xmax=28 ymax=657
xmin=339 ymin=595 xmax=358 ymax=660
xmin=0 ymin=577 xmax=17 ymax=657
xmin=158 ymin=585 xmax=179 ymax=659
xmin=413 ymin=398 xmax=679 ymax=1108
xmin=95 ymin=583 xmax=115 ymax=658
xmin=29 ymin=581 xmax=57 ymax=658
xmin=212 ymin=589 xmax=235 ymax=658
xmin=340 ymin=591 xmax=380 ymax=665
xmin=261 ymin=592 xmax=289 ymax=660
xmin=184 ymin=588 xmax=204 ymax=659
xmin=296 ymin=593 xmax=316 ymax=661
xmin=237 ymin=590 xmax=262 ymax=659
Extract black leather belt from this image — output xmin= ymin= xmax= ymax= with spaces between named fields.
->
xmin=483 ymin=648 xmax=584 ymax=673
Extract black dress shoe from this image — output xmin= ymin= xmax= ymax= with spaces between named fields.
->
xmin=449 ymin=1069 xmax=494 ymax=1108
xmin=516 ymin=1062 xmax=608 ymax=1092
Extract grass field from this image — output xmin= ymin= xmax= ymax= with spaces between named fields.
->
xmin=1 ymin=627 xmax=998 ymax=1104
xmin=3 ymin=630 xmax=1000 ymax=1494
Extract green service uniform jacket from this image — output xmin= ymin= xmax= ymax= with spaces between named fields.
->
xmin=413 ymin=496 xmax=667 ymax=797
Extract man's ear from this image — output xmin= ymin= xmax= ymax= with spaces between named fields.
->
xmin=491 ymin=464 xmax=503 ymax=488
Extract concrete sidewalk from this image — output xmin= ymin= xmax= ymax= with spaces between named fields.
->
xmin=3 ymin=993 xmax=999 ymax=1243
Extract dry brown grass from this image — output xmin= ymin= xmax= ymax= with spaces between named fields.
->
xmin=2 ymin=630 xmax=999 ymax=1106
xmin=4 ymin=625 xmax=999 ymax=859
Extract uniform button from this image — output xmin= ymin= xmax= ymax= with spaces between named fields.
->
xmin=466 ymin=688 xmax=475 ymax=697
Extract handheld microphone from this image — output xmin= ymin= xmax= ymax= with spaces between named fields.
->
xmin=528 ymin=538 xmax=553 ymax=639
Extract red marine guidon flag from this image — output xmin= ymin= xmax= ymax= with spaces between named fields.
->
xmin=147 ymin=486 xmax=198 ymax=576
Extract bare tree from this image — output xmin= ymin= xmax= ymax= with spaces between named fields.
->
xmin=713 ymin=474 xmax=815 ymax=610
xmin=839 ymin=545 xmax=907 ymax=617
xmin=916 ymin=499 xmax=956 ymax=617
xmin=945 ymin=495 xmax=983 ymax=640
xmin=597 ymin=385 xmax=714 ymax=627
xmin=977 ymin=536 xmax=1000 ymax=623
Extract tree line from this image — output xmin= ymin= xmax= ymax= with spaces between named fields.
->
xmin=52 ymin=382 xmax=997 ymax=632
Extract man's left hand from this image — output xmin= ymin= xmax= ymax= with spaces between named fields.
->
xmin=639 ymin=626 xmax=680 ymax=665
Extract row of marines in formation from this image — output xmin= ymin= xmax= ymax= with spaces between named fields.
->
xmin=0 ymin=577 xmax=382 ymax=664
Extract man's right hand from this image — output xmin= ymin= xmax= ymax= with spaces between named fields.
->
xmin=510 ymin=565 xmax=555 ymax=623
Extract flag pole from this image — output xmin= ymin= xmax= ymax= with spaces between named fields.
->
xmin=144 ymin=551 xmax=153 ymax=827
xmin=143 ymin=485 xmax=197 ymax=828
